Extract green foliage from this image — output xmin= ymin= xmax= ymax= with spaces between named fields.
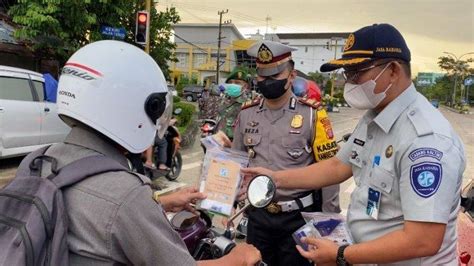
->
xmin=173 ymin=95 xmax=181 ymax=103
xmin=173 ymin=102 xmax=195 ymax=128
xmin=325 ymin=79 xmax=333 ymax=93
xmin=176 ymin=74 xmax=198 ymax=97
xmin=418 ymin=75 xmax=452 ymax=102
xmin=307 ymin=71 xmax=326 ymax=86
xmin=8 ymin=0 xmax=180 ymax=77
xmin=437 ymin=55 xmax=474 ymax=105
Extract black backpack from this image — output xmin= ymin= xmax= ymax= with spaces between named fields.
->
xmin=0 ymin=146 xmax=129 ymax=266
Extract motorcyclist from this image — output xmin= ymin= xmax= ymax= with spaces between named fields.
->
xmin=48 ymin=40 xmax=261 ymax=265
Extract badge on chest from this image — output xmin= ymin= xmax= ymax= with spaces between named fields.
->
xmin=291 ymin=114 xmax=303 ymax=129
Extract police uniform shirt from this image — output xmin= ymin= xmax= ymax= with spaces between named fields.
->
xmin=39 ymin=126 xmax=196 ymax=266
xmin=233 ymin=96 xmax=318 ymax=202
xmin=337 ymin=84 xmax=465 ymax=265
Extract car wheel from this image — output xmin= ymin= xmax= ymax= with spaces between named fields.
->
xmin=186 ymin=95 xmax=193 ymax=102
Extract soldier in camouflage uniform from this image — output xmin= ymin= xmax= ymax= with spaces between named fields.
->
xmin=199 ymin=83 xmax=223 ymax=119
xmin=216 ymin=67 xmax=254 ymax=141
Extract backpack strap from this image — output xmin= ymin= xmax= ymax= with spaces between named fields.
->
xmin=48 ymin=155 xmax=131 ymax=188
xmin=15 ymin=145 xmax=52 ymax=178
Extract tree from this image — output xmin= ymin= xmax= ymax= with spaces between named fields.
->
xmin=437 ymin=55 xmax=474 ymax=104
xmin=8 ymin=0 xmax=179 ymax=77
xmin=420 ymin=76 xmax=452 ymax=102
xmin=307 ymin=71 xmax=327 ymax=87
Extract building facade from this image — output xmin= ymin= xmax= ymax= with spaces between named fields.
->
xmin=269 ymin=32 xmax=350 ymax=75
xmin=170 ymin=23 xmax=247 ymax=85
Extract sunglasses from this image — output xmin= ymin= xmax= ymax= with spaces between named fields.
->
xmin=342 ymin=62 xmax=392 ymax=83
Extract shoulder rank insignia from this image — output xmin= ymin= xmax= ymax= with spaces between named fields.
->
xmin=298 ymin=97 xmax=321 ymax=109
xmin=241 ymin=97 xmax=262 ymax=110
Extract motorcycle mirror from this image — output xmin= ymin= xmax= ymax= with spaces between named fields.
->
xmin=224 ymin=175 xmax=276 ymax=238
xmin=342 ymin=133 xmax=351 ymax=142
xmin=247 ymin=175 xmax=276 ymax=208
xmin=174 ymin=108 xmax=182 ymax=115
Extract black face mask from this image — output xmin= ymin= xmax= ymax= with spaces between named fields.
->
xmin=257 ymin=78 xmax=288 ymax=99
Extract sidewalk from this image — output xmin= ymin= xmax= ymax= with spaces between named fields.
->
xmin=441 ymin=105 xmax=473 ymax=115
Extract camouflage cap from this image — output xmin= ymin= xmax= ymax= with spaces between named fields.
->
xmin=226 ymin=67 xmax=252 ymax=83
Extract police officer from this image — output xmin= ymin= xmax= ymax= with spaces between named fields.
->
xmin=35 ymin=40 xmax=261 ymax=265
xmin=243 ymin=24 xmax=466 ymax=265
xmin=232 ymin=41 xmax=339 ymax=266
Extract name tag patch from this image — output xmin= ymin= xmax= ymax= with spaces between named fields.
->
xmin=408 ymin=148 xmax=443 ymax=162
xmin=353 ymin=138 xmax=365 ymax=146
xmin=410 ymin=162 xmax=442 ymax=198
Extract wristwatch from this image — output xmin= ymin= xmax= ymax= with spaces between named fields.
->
xmin=336 ymin=244 xmax=350 ymax=266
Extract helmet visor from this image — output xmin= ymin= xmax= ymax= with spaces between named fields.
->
xmin=156 ymin=91 xmax=173 ymax=138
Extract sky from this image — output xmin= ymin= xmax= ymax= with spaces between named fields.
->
xmin=156 ymin=0 xmax=474 ymax=75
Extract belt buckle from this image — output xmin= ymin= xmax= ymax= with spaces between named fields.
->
xmin=266 ymin=202 xmax=281 ymax=214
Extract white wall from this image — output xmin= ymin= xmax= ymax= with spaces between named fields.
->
xmin=279 ymin=38 xmax=346 ymax=74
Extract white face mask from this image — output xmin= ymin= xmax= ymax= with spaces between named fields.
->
xmin=343 ymin=63 xmax=393 ymax=110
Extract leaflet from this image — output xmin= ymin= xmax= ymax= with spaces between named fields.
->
xmin=197 ymin=136 xmax=249 ymax=216
xmin=297 ymin=212 xmax=354 ymax=246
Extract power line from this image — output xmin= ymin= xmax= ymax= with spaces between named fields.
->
xmin=172 ymin=32 xmax=238 ymax=63
xmin=170 ymin=2 xmax=305 ymax=33
xmin=178 ymin=6 xmax=210 ymax=23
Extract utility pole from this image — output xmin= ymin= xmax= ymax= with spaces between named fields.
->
xmin=265 ymin=16 xmax=271 ymax=38
xmin=145 ymin=0 xmax=151 ymax=53
xmin=330 ymin=37 xmax=343 ymax=97
xmin=216 ymin=9 xmax=228 ymax=84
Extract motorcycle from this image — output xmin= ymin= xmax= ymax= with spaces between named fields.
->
xmin=170 ymin=175 xmax=274 ymax=265
xmin=458 ymin=179 xmax=473 ymax=265
xmin=200 ymin=118 xmax=218 ymax=138
xmin=144 ymin=108 xmax=183 ymax=181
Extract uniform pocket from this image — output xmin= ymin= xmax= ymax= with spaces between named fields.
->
xmin=243 ymin=133 xmax=262 ymax=148
xmin=370 ymin=166 xmax=394 ymax=194
xmin=282 ymin=136 xmax=306 ymax=148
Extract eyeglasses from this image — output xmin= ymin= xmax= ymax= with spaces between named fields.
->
xmin=342 ymin=62 xmax=391 ymax=83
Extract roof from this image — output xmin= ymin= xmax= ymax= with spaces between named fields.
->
xmin=0 ymin=65 xmax=43 ymax=78
xmin=276 ymin=32 xmax=351 ymax=40
xmin=173 ymin=23 xmax=245 ymax=40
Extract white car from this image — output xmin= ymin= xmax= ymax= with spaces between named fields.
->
xmin=0 ymin=65 xmax=70 ymax=159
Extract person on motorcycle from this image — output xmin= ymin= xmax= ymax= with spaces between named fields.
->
xmin=144 ymin=117 xmax=177 ymax=171
xmin=46 ymin=40 xmax=260 ymax=265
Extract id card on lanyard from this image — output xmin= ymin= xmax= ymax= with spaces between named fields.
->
xmin=367 ymin=187 xmax=381 ymax=219
xmin=367 ymin=155 xmax=381 ymax=219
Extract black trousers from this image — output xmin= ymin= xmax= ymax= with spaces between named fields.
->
xmin=246 ymin=200 xmax=321 ymax=266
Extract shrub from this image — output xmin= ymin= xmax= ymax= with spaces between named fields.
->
xmin=173 ymin=96 xmax=181 ymax=103
xmin=174 ymin=102 xmax=195 ymax=128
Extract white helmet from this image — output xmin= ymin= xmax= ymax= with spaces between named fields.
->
xmin=57 ymin=40 xmax=172 ymax=154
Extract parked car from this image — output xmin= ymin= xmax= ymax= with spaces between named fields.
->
xmin=168 ymin=85 xmax=178 ymax=97
xmin=430 ymin=99 xmax=440 ymax=108
xmin=183 ymin=85 xmax=204 ymax=102
xmin=0 ymin=65 xmax=70 ymax=159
